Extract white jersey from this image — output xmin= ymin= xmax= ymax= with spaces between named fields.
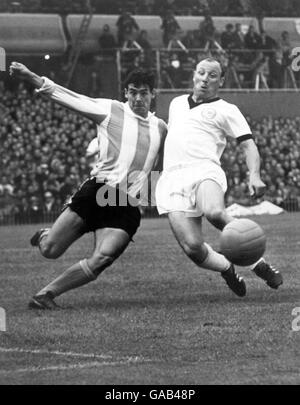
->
xmin=163 ymin=95 xmax=252 ymax=171
xmin=36 ymin=78 xmax=167 ymax=196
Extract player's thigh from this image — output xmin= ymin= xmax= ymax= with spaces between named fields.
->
xmin=168 ymin=211 xmax=204 ymax=250
xmin=45 ymin=207 xmax=86 ymax=254
xmin=94 ymin=227 xmax=131 ymax=259
xmin=196 ymin=179 xmax=226 ymax=214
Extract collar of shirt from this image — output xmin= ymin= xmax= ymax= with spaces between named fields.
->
xmin=187 ymin=94 xmax=220 ymax=109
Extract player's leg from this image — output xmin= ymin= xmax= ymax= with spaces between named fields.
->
xmin=29 ymin=227 xmax=131 ymax=309
xmin=168 ymin=211 xmax=246 ymax=296
xmin=31 ymin=207 xmax=86 ymax=259
xmin=196 ymin=179 xmax=283 ymax=289
xmin=196 ymin=179 xmax=232 ymax=231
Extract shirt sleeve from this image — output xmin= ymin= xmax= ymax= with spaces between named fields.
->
xmin=35 ymin=77 xmax=111 ymax=121
xmin=223 ymin=104 xmax=252 ymax=140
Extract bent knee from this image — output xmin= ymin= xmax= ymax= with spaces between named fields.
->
xmin=182 ymin=239 xmax=206 ymax=261
xmin=89 ymin=252 xmax=115 ymax=273
xmin=40 ymin=241 xmax=62 ymax=259
xmin=205 ymin=208 xmax=225 ymax=225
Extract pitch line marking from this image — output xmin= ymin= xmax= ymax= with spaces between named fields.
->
xmin=0 ymin=358 xmax=146 ymax=375
xmin=0 ymin=346 xmax=152 ymax=367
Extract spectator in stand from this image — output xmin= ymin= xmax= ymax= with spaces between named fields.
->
xmin=98 ymin=24 xmax=117 ymax=57
xmin=160 ymin=10 xmax=187 ymax=51
xmin=198 ymin=12 xmax=223 ymax=52
xmin=244 ymin=25 xmax=261 ymax=50
xmin=116 ymin=10 xmax=140 ymax=49
xmin=244 ymin=24 xmax=262 ymax=64
xmin=232 ymin=23 xmax=245 ymax=50
xmin=220 ymin=23 xmax=235 ymax=50
xmin=136 ymin=30 xmax=153 ymax=64
xmin=268 ymin=49 xmax=285 ymax=88
xmin=27 ymin=196 xmax=43 ymax=224
xmin=43 ymin=191 xmax=59 ymax=216
xmin=279 ymin=30 xmax=292 ymax=67
xmin=182 ymin=30 xmax=200 ymax=49
xmin=260 ymin=30 xmax=277 ymax=56
xmin=163 ymin=53 xmax=185 ymax=88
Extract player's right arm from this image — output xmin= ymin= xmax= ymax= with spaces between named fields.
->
xmin=9 ymin=62 xmax=108 ymax=124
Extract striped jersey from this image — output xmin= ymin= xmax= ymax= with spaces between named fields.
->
xmin=36 ymin=78 xmax=167 ymax=196
xmin=164 ymin=95 xmax=252 ymax=171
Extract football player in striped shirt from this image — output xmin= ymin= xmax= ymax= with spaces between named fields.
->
xmin=10 ymin=62 xmax=167 ymax=309
xmin=156 ymin=57 xmax=283 ymax=297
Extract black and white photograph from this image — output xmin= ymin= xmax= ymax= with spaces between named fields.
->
xmin=0 ymin=0 xmax=299 ymax=387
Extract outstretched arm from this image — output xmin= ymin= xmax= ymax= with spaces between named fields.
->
xmin=239 ymin=138 xmax=266 ymax=198
xmin=9 ymin=62 xmax=108 ymax=124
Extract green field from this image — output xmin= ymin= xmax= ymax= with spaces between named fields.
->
xmin=0 ymin=214 xmax=299 ymax=385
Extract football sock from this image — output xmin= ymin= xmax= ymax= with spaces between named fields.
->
xmin=200 ymin=243 xmax=231 ymax=273
xmin=37 ymin=260 xmax=96 ymax=297
xmin=249 ymin=257 xmax=265 ymax=270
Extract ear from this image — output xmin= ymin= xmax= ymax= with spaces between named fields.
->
xmin=219 ymin=76 xmax=225 ymax=87
xmin=124 ymin=88 xmax=128 ymax=99
xmin=151 ymin=89 xmax=156 ymax=99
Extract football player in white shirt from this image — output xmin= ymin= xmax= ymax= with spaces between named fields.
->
xmin=156 ymin=57 xmax=282 ymax=296
xmin=10 ymin=62 xmax=167 ymax=309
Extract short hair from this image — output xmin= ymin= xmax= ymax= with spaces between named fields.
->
xmin=196 ymin=56 xmax=226 ymax=78
xmin=123 ymin=69 xmax=156 ymax=92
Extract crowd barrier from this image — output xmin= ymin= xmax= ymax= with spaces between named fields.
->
xmin=0 ymin=199 xmax=299 ymax=227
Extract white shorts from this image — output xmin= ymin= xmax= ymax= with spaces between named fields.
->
xmin=155 ymin=162 xmax=227 ymax=216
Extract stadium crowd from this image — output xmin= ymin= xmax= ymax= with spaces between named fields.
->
xmin=0 ymin=80 xmax=300 ymax=224
xmin=2 ymin=0 xmax=300 ymax=17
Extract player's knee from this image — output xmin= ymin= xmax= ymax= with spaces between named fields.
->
xmin=205 ymin=207 xmax=225 ymax=227
xmin=182 ymin=239 xmax=206 ymax=261
xmin=89 ymin=252 xmax=115 ymax=275
xmin=40 ymin=241 xmax=62 ymax=259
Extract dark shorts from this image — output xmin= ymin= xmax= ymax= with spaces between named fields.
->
xmin=66 ymin=178 xmax=141 ymax=238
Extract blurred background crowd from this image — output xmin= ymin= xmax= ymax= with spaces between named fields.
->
xmin=1 ymin=0 xmax=300 ymax=224
xmin=1 ymin=81 xmax=299 ymax=224
xmin=2 ymin=0 xmax=300 ymax=17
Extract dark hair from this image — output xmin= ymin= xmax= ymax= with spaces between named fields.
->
xmin=197 ymin=56 xmax=226 ymax=77
xmin=123 ymin=69 xmax=156 ymax=91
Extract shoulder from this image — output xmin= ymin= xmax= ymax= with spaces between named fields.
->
xmin=170 ymin=94 xmax=189 ymax=107
xmin=217 ymin=99 xmax=242 ymax=115
xmin=157 ymin=118 xmax=168 ymax=132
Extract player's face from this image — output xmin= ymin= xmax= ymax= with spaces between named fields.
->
xmin=193 ymin=60 xmax=225 ymax=101
xmin=125 ymin=84 xmax=155 ymax=118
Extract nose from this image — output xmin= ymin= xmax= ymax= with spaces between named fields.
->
xmin=202 ymin=73 xmax=209 ymax=82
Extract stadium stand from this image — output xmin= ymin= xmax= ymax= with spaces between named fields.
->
xmin=1 ymin=1 xmax=300 ymax=223
xmin=0 ymin=80 xmax=299 ymax=225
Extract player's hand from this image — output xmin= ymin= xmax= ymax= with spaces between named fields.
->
xmin=248 ymin=176 xmax=266 ymax=198
xmin=9 ymin=62 xmax=32 ymax=79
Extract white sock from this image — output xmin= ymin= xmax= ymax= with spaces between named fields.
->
xmin=249 ymin=257 xmax=265 ymax=270
xmin=38 ymin=260 xmax=96 ymax=297
xmin=201 ymin=243 xmax=231 ymax=273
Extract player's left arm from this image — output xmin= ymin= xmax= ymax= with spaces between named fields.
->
xmin=224 ymin=104 xmax=266 ymax=198
xmin=239 ymin=138 xmax=266 ymax=198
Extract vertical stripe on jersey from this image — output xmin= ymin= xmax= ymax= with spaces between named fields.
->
xmin=128 ymin=118 xmax=151 ymax=174
xmin=106 ymin=101 xmax=124 ymax=166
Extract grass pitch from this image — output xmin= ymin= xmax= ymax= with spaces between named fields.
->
xmin=0 ymin=214 xmax=299 ymax=385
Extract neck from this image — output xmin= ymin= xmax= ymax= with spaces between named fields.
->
xmin=192 ymin=93 xmax=217 ymax=103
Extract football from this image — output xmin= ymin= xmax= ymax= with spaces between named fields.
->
xmin=220 ymin=219 xmax=266 ymax=266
